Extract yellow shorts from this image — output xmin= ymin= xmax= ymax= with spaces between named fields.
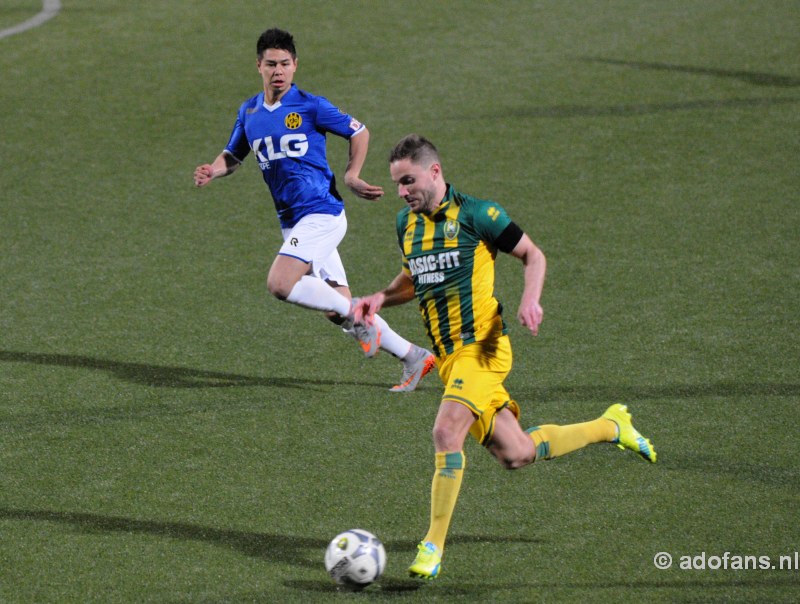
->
xmin=437 ymin=333 xmax=520 ymax=446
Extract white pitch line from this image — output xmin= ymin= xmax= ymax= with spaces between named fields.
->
xmin=0 ymin=0 xmax=62 ymax=40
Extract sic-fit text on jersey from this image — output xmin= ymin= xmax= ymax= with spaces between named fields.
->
xmin=408 ymin=251 xmax=461 ymax=285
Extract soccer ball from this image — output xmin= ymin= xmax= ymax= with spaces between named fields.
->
xmin=324 ymin=529 xmax=387 ymax=588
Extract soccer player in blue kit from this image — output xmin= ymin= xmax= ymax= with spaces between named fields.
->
xmin=194 ymin=28 xmax=434 ymax=391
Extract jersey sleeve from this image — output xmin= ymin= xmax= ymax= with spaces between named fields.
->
xmin=224 ymin=108 xmax=252 ymax=162
xmin=471 ymin=199 xmax=514 ymax=245
xmin=313 ymin=95 xmax=366 ymax=139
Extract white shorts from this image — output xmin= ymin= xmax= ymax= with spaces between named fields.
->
xmin=279 ymin=211 xmax=349 ymax=286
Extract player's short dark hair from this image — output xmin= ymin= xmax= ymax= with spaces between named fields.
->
xmin=389 ymin=134 xmax=440 ymax=166
xmin=257 ymin=28 xmax=297 ymax=59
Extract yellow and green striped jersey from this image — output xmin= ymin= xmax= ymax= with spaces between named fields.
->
xmin=396 ymin=184 xmax=513 ymax=358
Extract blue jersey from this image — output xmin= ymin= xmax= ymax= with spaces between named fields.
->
xmin=224 ymin=84 xmax=365 ymax=228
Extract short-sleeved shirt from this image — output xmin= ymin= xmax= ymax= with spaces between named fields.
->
xmin=224 ymin=84 xmax=365 ymax=229
xmin=395 ymin=184 xmax=514 ymax=358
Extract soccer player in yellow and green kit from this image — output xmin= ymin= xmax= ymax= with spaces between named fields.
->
xmin=353 ymin=134 xmax=656 ymax=580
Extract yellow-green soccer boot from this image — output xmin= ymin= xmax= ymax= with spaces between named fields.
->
xmin=602 ymin=404 xmax=657 ymax=463
xmin=408 ymin=541 xmax=442 ymax=579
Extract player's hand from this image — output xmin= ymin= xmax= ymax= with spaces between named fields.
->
xmin=344 ymin=175 xmax=384 ymax=201
xmin=517 ymin=301 xmax=543 ymax=336
xmin=194 ymin=164 xmax=215 ymax=187
xmin=353 ymin=293 xmax=386 ymax=326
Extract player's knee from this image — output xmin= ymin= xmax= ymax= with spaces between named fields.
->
xmin=431 ymin=424 xmax=459 ymax=451
xmin=266 ymin=274 xmax=291 ymax=300
xmin=431 ymin=423 xmax=448 ymax=445
xmin=490 ymin=445 xmax=535 ymax=470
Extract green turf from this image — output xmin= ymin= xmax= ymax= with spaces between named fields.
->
xmin=1 ymin=1 xmax=798 ymax=601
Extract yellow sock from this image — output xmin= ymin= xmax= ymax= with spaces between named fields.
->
xmin=527 ymin=418 xmax=616 ymax=460
xmin=423 ymin=451 xmax=465 ymax=551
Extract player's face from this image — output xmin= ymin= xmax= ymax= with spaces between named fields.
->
xmin=257 ymin=48 xmax=297 ymax=99
xmin=390 ymin=158 xmax=444 ymax=215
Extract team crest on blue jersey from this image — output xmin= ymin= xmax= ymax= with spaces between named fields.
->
xmin=285 ymin=112 xmax=302 ymax=129
xmin=444 ymin=219 xmax=460 ymax=240
xmin=349 ymin=118 xmax=362 ymax=131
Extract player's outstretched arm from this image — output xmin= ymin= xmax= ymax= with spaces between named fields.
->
xmin=343 ymin=128 xmax=384 ymax=201
xmin=353 ymin=271 xmax=416 ymax=325
xmin=194 ymin=151 xmax=240 ymax=187
xmin=510 ymin=234 xmax=546 ymax=336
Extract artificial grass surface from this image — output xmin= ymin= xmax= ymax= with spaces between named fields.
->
xmin=1 ymin=1 xmax=798 ymax=601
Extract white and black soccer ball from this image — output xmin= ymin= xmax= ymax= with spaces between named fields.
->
xmin=324 ymin=528 xmax=387 ymax=587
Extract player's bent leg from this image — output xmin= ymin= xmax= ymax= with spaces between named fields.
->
xmin=267 ymin=253 xmax=350 ymax=311
xmin=487 ymin=408 xmax=537 ymax=469
xmin=324 ymin=283 xmax=352 ymax=324
xmin=526 ymin=416 xmax=617 ymax=461
xmin=267 ymin=254 xmax=311 ymax=300
xmin=273 ymin=256 xmax=355 ymax=318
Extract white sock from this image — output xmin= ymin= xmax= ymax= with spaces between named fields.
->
xmin=285 ymin=275 xmax=351 ymax=316
xmin=373 ymin=314 xmax=414 ymax=359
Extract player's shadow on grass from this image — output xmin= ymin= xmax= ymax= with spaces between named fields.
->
xmin=0 ymin=506 xmax=549 ymax=597
xmin=503 ymin=95 xmax=799 ymax=119
xmin=0 ymin=506 xmax=327 ymax=567
xmin=3 ymin=349 xmax=798 ymax=402
xmin=492 ymin=58 xmax=800 ymax=118
xmin=7 ymin=507 xmax=795 ymax=595
xmin=0 ymin=349 xmax=381 ymax=390
xmin=583 ymin=57 xmax=800 ymax=87
xmin=0 ymin=507 xmax=539 ymax=574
